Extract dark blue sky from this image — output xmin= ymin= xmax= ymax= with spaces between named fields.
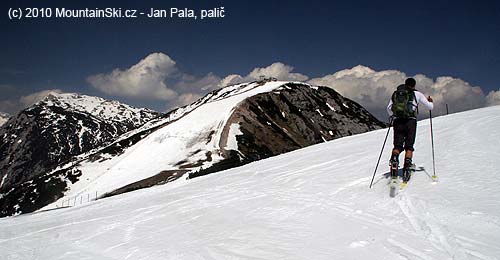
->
xmin=1 ymin=0 xmax=499 ymax=112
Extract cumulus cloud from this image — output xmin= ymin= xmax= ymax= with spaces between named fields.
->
xmin=170 ymin=93 xmax=204 ymax=109
xmin=0 ymin=89 xmax=64 ymax=114
xmin=422 ymin=77 xmax=486 ymax=114
xmin=86 ymin=52 xmax=226 ymax=109
xmin=84 ymin=53 xmax=496 ymax=117
xmin=0 ymin=100 xmax=18 ymax=114
xmin=308 ymin=65 xmax=487 ymax=120
xmin=218 ymin=62 xmax=309 ymax=87
xmin=87 ymin=53 xmax=178 ymax=100
xmin=247 ymin=62 xmax=308 ymax=82
xmin=308 ymin=65 xmax=406 ymax=119
xmin=19 ymin=89 xmax=64 ymax=107
xmin=486 ymin=90 xmax=500 ymax=106
xmin=218 ymin=74 xmax=243 ymax=88
xmin=174 ymin=72 xmax=222 ymax=92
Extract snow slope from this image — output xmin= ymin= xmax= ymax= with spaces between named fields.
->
xmin=1 ymin=105 xmax=499 ymax=260
xmin=43 ymin=81 xmax=306 ymax=208
xmin=0 ymin=92 xmax=160 ymax=209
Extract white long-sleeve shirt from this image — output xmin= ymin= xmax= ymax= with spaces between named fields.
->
xmin=387 ymin=90 xmax=434 ymax=117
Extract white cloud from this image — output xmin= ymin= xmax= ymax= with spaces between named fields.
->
xmin=486 ymin=90 xmax=500 ymax=106
xmin=247 ymin=62 xmax=308 ymax=82
xmin=87 ymin=53 xmax=178 ymax=100
xmin=424 ymin=77 xmax=486 ymax=114
xmin=308 ymin=66 xmax=406 ymax=119
xmin=0 ymin=100 xmax=19 ymax=114
xmin=86 ymin=53 xmax=225 ymax=110
xmin=218 ymin=74 xmax=244 ymax=88
xmin=174 ymin=72 xmax=222 ymax=92
xmin=218 ymin=62 xmax=309 ymax=88
xmin=84 ymin=53 xmax=495 ymax=118
xmin=170 ymin=93 xmax=204 ymax=109
xmin=308 ymin=65 xmax=487 ymax=120
xmin=19 ymin=89 xmax=64 ymax=107
xmin=0 ymin=89 xmax=64 ymax=114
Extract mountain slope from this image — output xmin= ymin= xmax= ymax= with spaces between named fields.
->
xmin=8 ymin=80 xmax=382 ymax=215
xmin=0 ymin=93 xmax=160 ymax=214
xmin=0 ymin=105 xmax=498 ymax=259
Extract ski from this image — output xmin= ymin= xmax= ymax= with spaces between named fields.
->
xmin=390 ymin=163 xmax=415 ymax=197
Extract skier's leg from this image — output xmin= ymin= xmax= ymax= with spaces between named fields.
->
xmin=391 ymin=149 xmax=400 ymax=160
xmin=404 ymin=119 xmax=417 ymax=152
xmin=403 ymin=119 xmax=417 ymax=182
xmin=403 ymin=151 xmax=413 ymax=182
xmin=391 ymin=119 xmax=404 ymax=178
xmin=390 ymin=150 xmax=400 ymax=178
xmin=404 ymin=150 xmax=413 ymax=161
xmin=392 ymin=119 xmax=405 ymax=157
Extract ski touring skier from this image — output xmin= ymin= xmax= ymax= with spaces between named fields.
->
xmin=387 ymin=78 xmax=434 ymax=184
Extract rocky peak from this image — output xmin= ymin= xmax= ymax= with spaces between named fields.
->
xmin=0 ymin=93 xmax=161 ymax=196
xmin=33 ymin=92 xmax=159 ymax=128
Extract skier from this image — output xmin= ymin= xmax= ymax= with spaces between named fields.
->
xmin=387 ymin=78 xmax=434 ymax=182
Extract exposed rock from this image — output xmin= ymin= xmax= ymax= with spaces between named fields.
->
xmin=190 ymin=83 xmax=384 ymax=178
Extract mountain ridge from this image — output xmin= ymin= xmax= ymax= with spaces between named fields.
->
xmin=0 ymin=93 xmax=161 ymax=206
xmin=1 ymin=80 xmax=384 ymax=217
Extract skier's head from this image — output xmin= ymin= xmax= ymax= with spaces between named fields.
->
xmin=405 ymin=78 xmax=416 ymax=89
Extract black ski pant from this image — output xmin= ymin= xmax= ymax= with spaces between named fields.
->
xmin=392 ymin=118 xmax=417 ymax=153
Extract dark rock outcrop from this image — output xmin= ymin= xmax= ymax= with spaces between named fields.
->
xmin=190 ymin=83 xmax=385 ymax=178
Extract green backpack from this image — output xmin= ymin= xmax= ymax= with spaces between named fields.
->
xmin=391 ymin=84 xmax=417 ymax=118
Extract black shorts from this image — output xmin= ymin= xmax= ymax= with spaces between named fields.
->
xmin=393 ymin=118 xmax=417 ymax=152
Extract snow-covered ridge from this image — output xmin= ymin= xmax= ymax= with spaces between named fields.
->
xmin=33 ymin=92 xmax=158 ymax=127
xmin=47 ymin=80 xmax=305 ymax=206
xmin=99 ymin=81 xmax=303 ymax=143
xmin=2 ymin=105 xmax=499 ymax=259
xmin=82 ymin=80 xmax=312 ymax=154
xmin=80 ymin=81 xmax=293 ymax=153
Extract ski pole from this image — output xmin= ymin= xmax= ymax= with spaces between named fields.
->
xmin=369 ymin=117 xmax=393 ymax=188
xmin=429 ymin=110 xmax=437 ymax=180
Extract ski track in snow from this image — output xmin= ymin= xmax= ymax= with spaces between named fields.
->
xmin=1 ymin=106 xmax=500 ymax=259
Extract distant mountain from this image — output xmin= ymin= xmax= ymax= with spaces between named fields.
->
xmin=0 ymin=93 xmax=160 ymax=215
xmin=0 ymin=112 xmax=9 ymax=127
xmin=0 ymin=81 xmax=384 ymax=217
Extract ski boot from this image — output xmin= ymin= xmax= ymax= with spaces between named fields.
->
xmin=389 ymin=154 xmax=399 ymax=197
xmin=402 ymin=158 xmax=415 ymax=183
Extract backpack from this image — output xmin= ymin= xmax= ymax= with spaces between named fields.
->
xmin=391 ymin=84 xmax=417 ymax=118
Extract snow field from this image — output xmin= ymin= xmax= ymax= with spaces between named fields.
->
xmin=1 ymin=105 xmax=499 ymax=259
